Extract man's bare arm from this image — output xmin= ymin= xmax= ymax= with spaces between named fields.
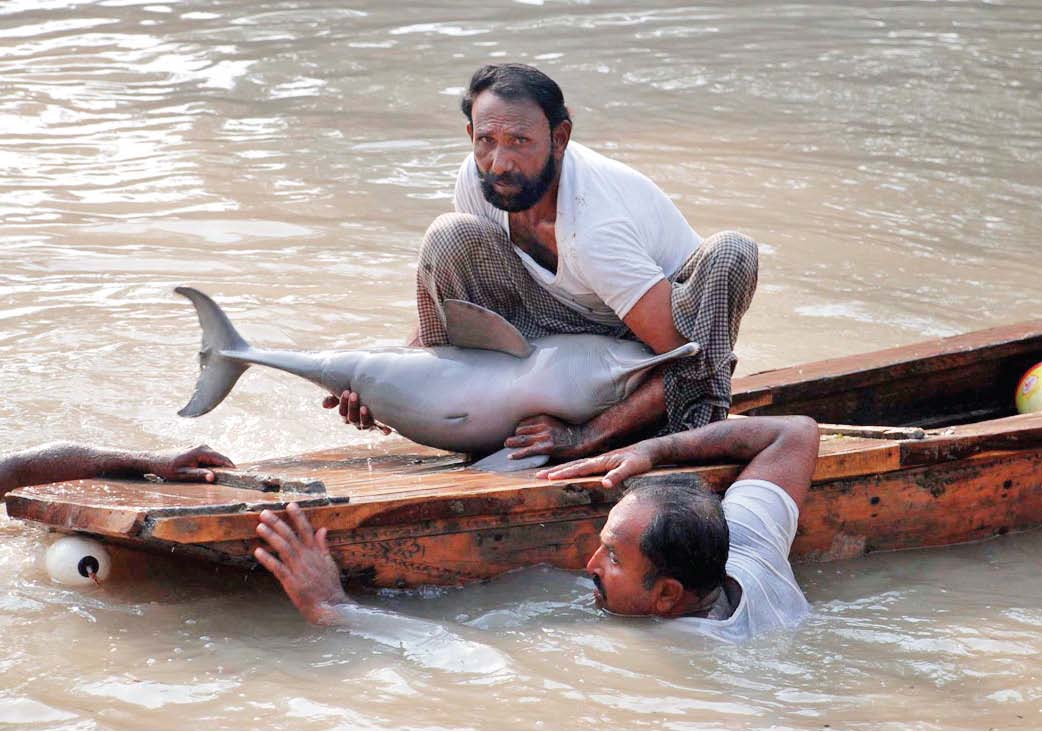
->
xmin=579 ymin=277 xmax=687 ymax=446
xmin=0 ymin=442 xmax=235 ymax=498
xmin=621 ymin=278 xmax=687 ymax=354
xmin=505 ymin=279 xmax=690 ymax=460
xmin=253 ymin=504 xmax=511 ymax=672
xmin=505 ymin=372 xmax=666 ymax=460
xmin=254 ymin=504 xmax=351 ymax=624
xmin=538 ymin=416 xmax=820 ymax=508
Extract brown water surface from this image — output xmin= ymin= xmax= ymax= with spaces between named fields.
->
xmin=1 ymin=0 xmax=1041 ymax=728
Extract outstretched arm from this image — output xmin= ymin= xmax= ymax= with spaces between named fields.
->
xmin=537 ymin=415 xmax=820 ymax=507
xmin=0 ymin=442 xmax=235 ymax=498
xmin=254 ymin=504 xmax=511 ymax=672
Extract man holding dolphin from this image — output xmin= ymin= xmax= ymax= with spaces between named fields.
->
xmin=329 ymin=63 xmax=759 ymax=462
xmin=254 ymin=414 xmax=817 ymax=642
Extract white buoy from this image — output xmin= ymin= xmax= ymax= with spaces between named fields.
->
xmin=45 ymin=536 xmax=112 ymax=586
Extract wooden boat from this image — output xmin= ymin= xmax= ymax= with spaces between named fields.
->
xmin=7 ymin=320 xmax=1042 ymax=588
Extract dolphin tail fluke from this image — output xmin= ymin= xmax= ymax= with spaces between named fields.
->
xmin=176 ymin=286 xmax=252 ymax=418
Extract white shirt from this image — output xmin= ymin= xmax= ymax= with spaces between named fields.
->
xmin=677 ymin=479 xmax=810 ymax=643
xmin=453 ymin=142 xmax=702 ymax=327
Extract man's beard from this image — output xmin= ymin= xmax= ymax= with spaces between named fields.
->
xmin=477 ymin=152 xmax=557 ymax=212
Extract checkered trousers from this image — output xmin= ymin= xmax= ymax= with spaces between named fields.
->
xmin=415 ymin=213 xmax=758 ymax=433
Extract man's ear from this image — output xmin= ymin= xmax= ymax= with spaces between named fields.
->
xmin=466 ymin=122 xmax=474 ymax=141
xmin=551 ymin=120 xmax=572 ymax=157
xmin=653 ymin=577 xmax=685 ymax=615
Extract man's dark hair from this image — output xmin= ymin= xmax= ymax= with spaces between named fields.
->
xmin=625 ymin=474 xmax=729 ymax=597
xmin=461 ymin=64 xmax=572 ymax=130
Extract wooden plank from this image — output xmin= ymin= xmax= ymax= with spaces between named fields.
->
xmin=732 ymin=319 xmax=1042 ymax=420
xmin=243 ymin=451 xmax=470 ymax=500
xmin=145 ymin=474 xmax=619 ymax=544
xmin=5 ymin=478 xmax=340 ymax=539
xmin=793 ymin=448 xmax=1042 ymax=560
xmin=9 ymin=435 xmax=1042 ymax=587
xmin=733 ymin=319 xmax=1042 ymax=405
xmin=188 ymin=508 xmax=610 ymax=587
xmin=208 ymin=469 xmax=327 ymax=494
xmin=330 ymin=514 xmax=606 ymax=587
xmin=183 ymin=446 xmax=1042 ymax=585
xmin=4 ymin=492 xmax=145 ymax=538
xmin=142 ymin=433 xmax=905 ymax=547
xmin=812 ymin=435 xmax=903 ymax=481
xmin=901 ymin=412 xmax=1042 ymax=467
xmin=8 ymin=433 xmax=906 ymax=547
xmin=142 ymin=438 xmax=901 ymax=553
xmin=818 ymin=424 xmax=926 ymax=440
xmin=737 ymin=358 xmax=1017 ymax=427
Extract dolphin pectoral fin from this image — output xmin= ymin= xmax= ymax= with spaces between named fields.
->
xmin=470 ymin=448 xmax=550 ymax=473
xmin=620 ymin=341 xmax=701 ymax=375
xmin=650 ymin=341 xmax=701 ymax=366
xmin=443 ymin=300 xmax=533 ymax=358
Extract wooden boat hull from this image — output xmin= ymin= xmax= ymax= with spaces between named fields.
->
xmin=7 ymin=320 xmax=1042 ymax=588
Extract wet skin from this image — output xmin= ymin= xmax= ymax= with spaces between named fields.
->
xmin=585 ymin=493 xmax=703 ymax=617
xmin=585 ymin=495 xmax=661 ymax=615
xmin=0 ymin=443 xmax=234 ymax=498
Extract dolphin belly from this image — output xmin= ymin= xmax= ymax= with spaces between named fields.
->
xmin=344 ymin=348 xmax=527 ymax=453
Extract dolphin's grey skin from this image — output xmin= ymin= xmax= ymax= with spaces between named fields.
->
xmin=176 ymin=287 xmax=699 ymax=469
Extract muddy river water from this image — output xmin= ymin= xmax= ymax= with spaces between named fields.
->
xmin=1 ymin=0 xmax=1041 ymax=728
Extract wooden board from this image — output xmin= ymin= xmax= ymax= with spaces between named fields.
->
xmin=7 ymin=320 xmax=1042 ymax=587
xmin=732 ymin=319 xmax=1042 ymax=425
xmin=9 ymin=412 xmax=1042 ymax=586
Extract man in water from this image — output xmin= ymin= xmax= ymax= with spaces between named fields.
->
xmin=0 ymin=443 xmax=234 ymax=497
xmin=255 ymin=415 xmax=818 ymax=642
xmin=328 ymin=63 xmax=759 ymax=463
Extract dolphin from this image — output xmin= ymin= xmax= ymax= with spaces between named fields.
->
xmin=176 ymin=287 xmax=699 ymax=471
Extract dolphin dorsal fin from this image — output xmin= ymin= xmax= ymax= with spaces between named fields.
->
xmin=443 ymin=300 xmax=533 ymax=358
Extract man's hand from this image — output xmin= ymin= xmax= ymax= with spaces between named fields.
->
xmin=535 ymin=441 xmax=660 ymax=488
xmin=545 ymin=417 xmax=818 ymax=506
xmin=503 ymin=414 xmax=596 ymax=461
xmin=254 ymin=503 xmax=350 ymax=625
xmin=322 ymin=390 xmax=392 ymax=434
xmin=142 ymin=445 xmax=235 ymax=483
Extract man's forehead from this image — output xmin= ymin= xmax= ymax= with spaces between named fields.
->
xmin=603 ymin=495 xmax=655 ymax=544
xmin=471 ymin=92 xmax=547 ymax=128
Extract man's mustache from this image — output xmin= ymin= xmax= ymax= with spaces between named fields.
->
xmin=479 ymin=170 xmax=524 ymax=187
xmin=590 ymin=572 xmax=607 ymax=602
